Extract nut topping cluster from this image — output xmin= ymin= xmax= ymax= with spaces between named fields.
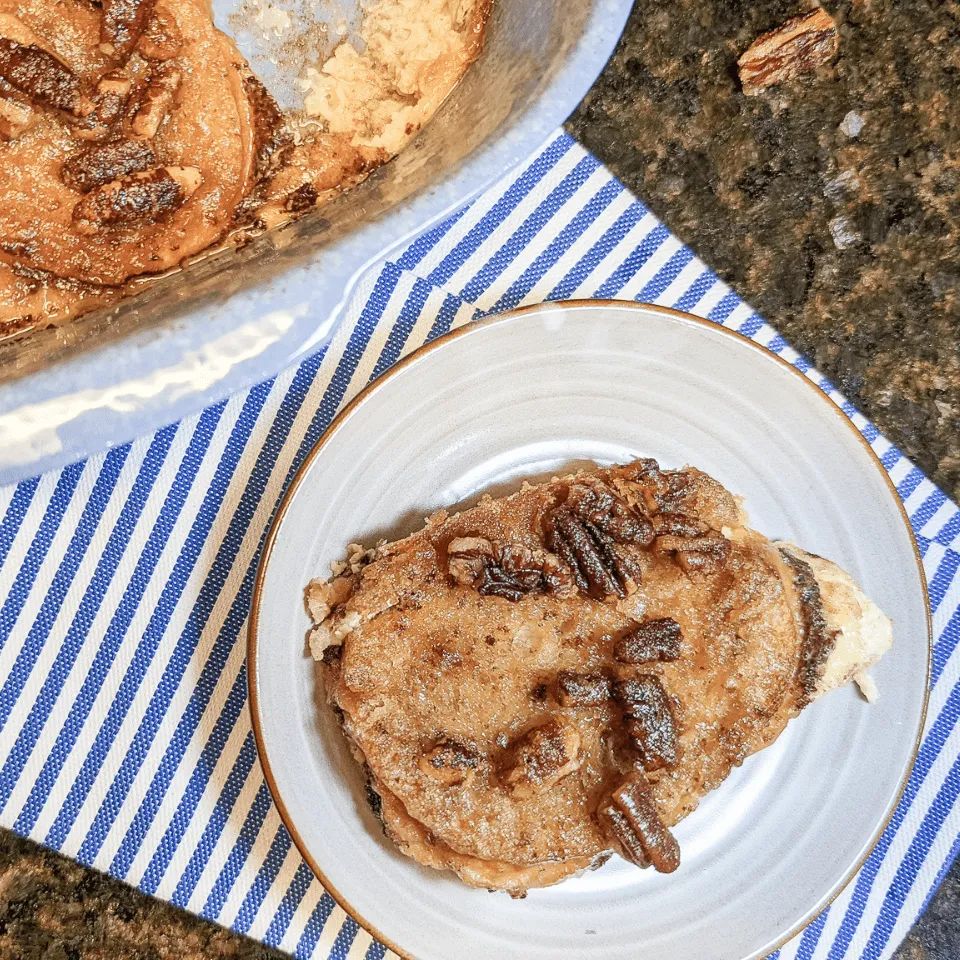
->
xmin=598 ymin=775 xmax=680 ymax=873
xmin=447 ymin=464 xmax=731 ymax=604
xmin=447 ymin=537 xmax=574 ymax=601
xmin=0 ymin=7 xmax=201 ymax=231
xmin=433 ymin=462 xmax=738 ymax=874
xmin=614 ymin=617 xmax=682 ymax=664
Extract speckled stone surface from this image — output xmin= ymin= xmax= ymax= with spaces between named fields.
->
xmin=567 ymin=0 xmax=960 ymax=504
xmin=1 ymin=1 xmax=958 ymax=957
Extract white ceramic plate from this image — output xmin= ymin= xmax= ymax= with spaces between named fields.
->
xmin=248 ymin=301 xmax=929 ymax=960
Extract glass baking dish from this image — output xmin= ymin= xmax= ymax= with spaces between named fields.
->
xmin=0 ymin=0 xmax=631 ymax=484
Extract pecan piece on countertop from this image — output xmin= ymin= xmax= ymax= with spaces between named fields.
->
xmin=72 ymin=166 xmax=201 ymax=233
xmin=599 ymin=774 xmax=680 ymax=873
xmin=501 ymin=718 xmax=581 ymax=798
xmin=737 ymin=7 xmax=839 ymax=96
xmin=614 ymin=675 xmax=679 ymax=772
xmin=615 ymin=618 xmax=682 ymax=664
xmin=101 ymin=0 xmax=156 ymax=57
xmin=654 ymin=533 xmax=730 ymax=576
xmin=446 ymin=537 xmax=574 ymax=601
xmin=61 ymin=138 xmax=157 ymax=192
xmin=0 ymin=39 xmax=93 ymax=118
xmin=128 ymin=63 xmax=180 ymax=139
xmin=556 ymin=671 xmax=613 ymax=707
xmin=418 ymin=737 xmax=481 ymax=787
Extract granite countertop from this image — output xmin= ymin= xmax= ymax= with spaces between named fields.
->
xmin=2 ymin=0 xmax=958 ymax=958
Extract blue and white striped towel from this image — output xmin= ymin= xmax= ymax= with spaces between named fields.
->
xmin=1 ymin=131 xmax=958 ymax=960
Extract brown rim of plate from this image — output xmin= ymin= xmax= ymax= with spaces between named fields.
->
xmin=246 ymin=299 xmax=933 ymax=960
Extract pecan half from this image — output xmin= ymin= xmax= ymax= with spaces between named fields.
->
xmin=0 ymin=39 xmax=93 ymax=118
xmin=738 ymin=7 xmax=839 ymax=96
xmin=556 ymin=671 xmax=613 ymax=707
xmin=0 ymin=95 xmax=32 ymax=141
xmin=615 ymin=618 xmax=682 ymax=664
xmin=102 ymin=0 xmax=156 ymax=57
xmin=651 ymin=513 xmax=710 ymax=538
xmin=447 ymin=536 xmax=494 ymax=583
xmin=779 ymin=547 xmax=833 ymax=707
xmin=501 ymin=719 xmax=581 ymax=798
xmin=549 ymin=506 xmax=619 ymax=597
xmin=447 ymin=537 xmax=574 ymax=601
xmin=61 ymin=139 xmax=157 ymax=192
xmin=418 ymin=738 xmax=480 ymax=787
xmin=654 ymin=533 xmax=730 ymax=576
xmin=599 ymin=775 xmax=679 ymax=873
xmin=614 ymin=676 xmax=679 ymax=772
xmin=72 ymin=166 xmax=201 ymax=233
xmin=129 ymin=63 xmax=180 ymax=139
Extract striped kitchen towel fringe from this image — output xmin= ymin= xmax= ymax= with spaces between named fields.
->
xmin=0 ymin=130 xmax=958 ymax=960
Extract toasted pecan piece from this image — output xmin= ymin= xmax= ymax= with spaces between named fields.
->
xmin=654 ymin=533 xmax=731 ymax=576
xmin=101 ymin=0 xmax=156 ymax=57
xmin=72 ymin=71 xmax=134 ymax=142
xmin=136 ymin=1 xmax=183 ymax=60
xmin=419 ymin=738 xmax=481 ymax=787
xmin=447 ymin=537 xmax=574 ymax=601
xmin=738 ymin=7 xmax=839 ymax=96
xmin=501 ymin=718 xmax=581 ymax=798
xmin=614 ymin=675 xmax=679 ymax=772
xmin=61 ymin=139 xmax=157 ymax=192
xmin=556 ymin=671 xmax=613 ymax=707
xmin=72 ymin=166 xmax=201 ymax=233
xmin=129 ymin=63 xmax=180 ymax=139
